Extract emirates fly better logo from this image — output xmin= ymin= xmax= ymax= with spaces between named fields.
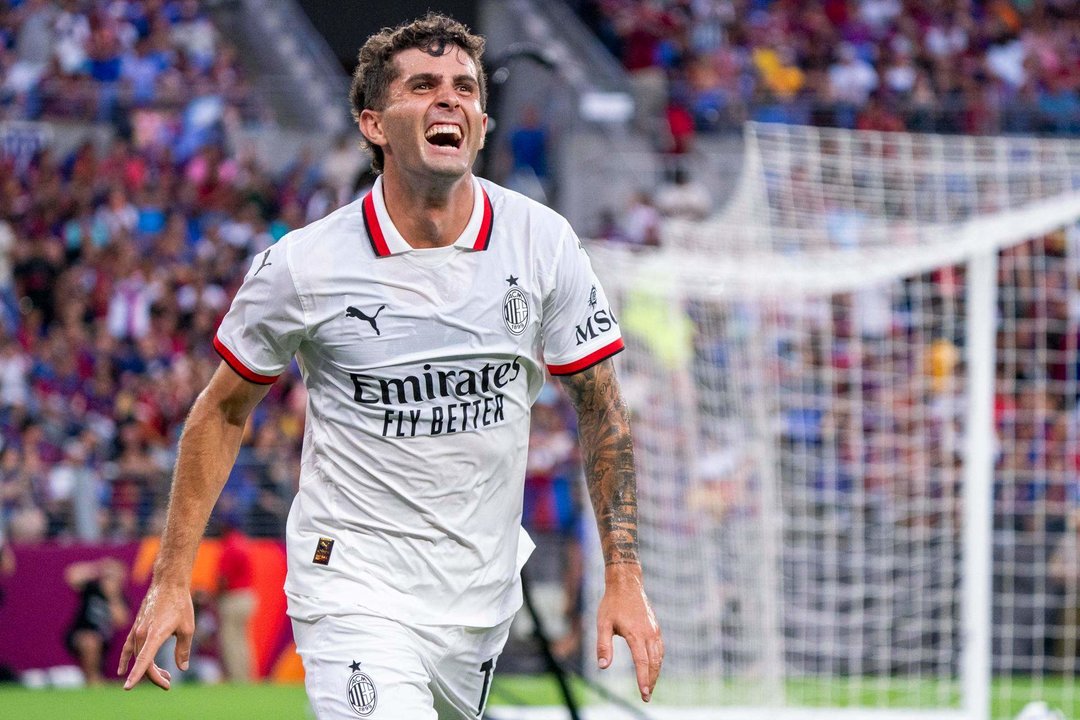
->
xmin=503 ymin=274 xmax=529 ymax=335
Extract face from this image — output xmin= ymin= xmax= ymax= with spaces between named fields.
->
xmin=361 ymin=46 xmax=488 ymax=182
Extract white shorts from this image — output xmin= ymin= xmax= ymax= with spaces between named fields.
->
xmin=292 ymin=611 xmax=513 ymax=720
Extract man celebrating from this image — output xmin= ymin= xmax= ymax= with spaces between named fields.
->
xmin=119 ymin=13 xmax=662 ymax=717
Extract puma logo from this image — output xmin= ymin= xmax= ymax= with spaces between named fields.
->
xmin=254 ymin=249 xmax=272 ymax=276
xmin=346 ymin=305 xmax=386 ymax=335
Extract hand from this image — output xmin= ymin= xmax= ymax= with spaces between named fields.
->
xmin=117 ymin=582 xmax=195 ymax=690
xmin=595 ymin=564 xmax=663 ymax=702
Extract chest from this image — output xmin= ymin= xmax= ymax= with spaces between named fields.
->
xmin=305 ymin=249 xmax=543 ymax=370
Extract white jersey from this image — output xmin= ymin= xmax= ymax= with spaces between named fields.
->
xmin=214 ymin=176 xmax=623 ymax=626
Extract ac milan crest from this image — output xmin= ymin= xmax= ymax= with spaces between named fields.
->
xmin=503 ymin=287 xmax=529 ymax=336
xmin=346 ymin=660 xmax=377 ymax=717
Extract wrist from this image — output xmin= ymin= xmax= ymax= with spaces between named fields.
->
xmin=150 ymin=574 xmax=191 ymax=591
xmin=604 ymin=560 xmax=643 ymax=585
xmin=150 ymin=561 xmax=193 ymax=590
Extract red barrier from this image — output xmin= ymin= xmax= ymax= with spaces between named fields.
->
xmin=0 ymin=540 xmax=301 ymax=682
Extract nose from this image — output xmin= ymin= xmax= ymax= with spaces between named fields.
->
xmin=435 ymin=83 xmax=460 ymax=109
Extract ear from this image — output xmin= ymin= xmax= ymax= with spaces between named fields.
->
xmin=359 ymin=108 xmax=386 ymax=151
xmin=479 ymin=113 xmax=488 ymax=149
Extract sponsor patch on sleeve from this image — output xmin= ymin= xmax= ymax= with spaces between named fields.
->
xmin=313 ymin=537 xmax=335 ymax=565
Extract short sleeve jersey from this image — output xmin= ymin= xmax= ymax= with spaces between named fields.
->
xmin=214 ymin=176 xmax=623 ymax=627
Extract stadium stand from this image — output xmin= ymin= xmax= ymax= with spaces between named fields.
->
xmin=5 ymin=2 xmax=1080 ymax=714
xmin=572 ymin=0 xmax=1080 ymax=139
xmin=0 ymin=0 xmax=305 ymax=545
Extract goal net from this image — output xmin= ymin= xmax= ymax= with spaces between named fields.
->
xmin=582 ymin=123 xmax=1080 ymax=720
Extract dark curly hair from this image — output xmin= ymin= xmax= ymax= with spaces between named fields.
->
xmin=349 ymin=13 xmax=487 ymax=173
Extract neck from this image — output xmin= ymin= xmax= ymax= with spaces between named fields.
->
xmin=379 ymin=167 xmax=474 ymax=249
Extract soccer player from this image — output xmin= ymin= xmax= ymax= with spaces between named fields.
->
xmin=118 ymin=13 xmax=662 ymax=717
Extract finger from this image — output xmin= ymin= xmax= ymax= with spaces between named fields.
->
xmin=596 ymin=617 xmax=614 ymax=670
xmin=175 ymin=627 xmax=193 ymax=672
xmin=646 ymin=636 xmax=664 ymax=695
xmin=626 ymin=634 xmax=652 ymax=702
xmin=145 ymin=662 xmax=171 ymax=690
xmin=117 ymin=628 xmax=138 ymax=675
xmin=123 ymin=646 xmax=148 ymax=690
xmin=125 ymin=634 xmax=169 ymax=690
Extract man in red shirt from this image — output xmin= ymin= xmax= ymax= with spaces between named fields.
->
xmin=216 ymin=517 xmax=255 ymax=682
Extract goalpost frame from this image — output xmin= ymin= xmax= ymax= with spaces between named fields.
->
xmin=961 ymin=250 xmax=997 ymax=720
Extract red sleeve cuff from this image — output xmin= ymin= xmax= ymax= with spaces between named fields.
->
xmin=546 ymin=338 xmax=624 ymax=376
xmin=213 ymin=336 xmax=280 ymax=385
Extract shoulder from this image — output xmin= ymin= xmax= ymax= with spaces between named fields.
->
xmin=281 ymin=198 xmax=364 ymax=251
xmin=272 ymin=198 xmax=365 ymax=271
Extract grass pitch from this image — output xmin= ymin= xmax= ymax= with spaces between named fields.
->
xmin=1 ymin=675 xmax=1078 ymax=719
xmin=0 ymin=676 xmax=570 ymax=720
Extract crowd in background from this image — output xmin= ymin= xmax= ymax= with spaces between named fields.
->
xmin=0 ymin=131 xmax=325 ymax=544
xmin=573 ymin=0 xmax=1080 ymax=151
xmin=1 ymin=0 xmax=265 ymax=127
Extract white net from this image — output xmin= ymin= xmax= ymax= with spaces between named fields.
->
xmin=581 ymin=123 xmax=1080 ymax=720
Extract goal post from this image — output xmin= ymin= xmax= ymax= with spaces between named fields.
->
xmin=579 ymin=123 xmax=1080 ymax=720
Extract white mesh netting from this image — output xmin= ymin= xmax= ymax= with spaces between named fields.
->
xmin=580 ymin=123 xmax=1080 ymax=720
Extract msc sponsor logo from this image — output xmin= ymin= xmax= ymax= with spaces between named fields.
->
xmin=574 ymin=309 xmax=618 ymax=346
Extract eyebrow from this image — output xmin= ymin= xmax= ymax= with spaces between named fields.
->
xmin=405 ymin=72 xmax=478 ymax=87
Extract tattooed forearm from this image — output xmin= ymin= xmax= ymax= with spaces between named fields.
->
xmin=558 ymin=359 xmax=639 ymax=567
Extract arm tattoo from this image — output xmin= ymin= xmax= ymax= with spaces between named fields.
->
xmin=558 ymin=359 xmax=639 ymax=567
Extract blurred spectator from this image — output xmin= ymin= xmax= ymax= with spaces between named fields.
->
xmin=45 ymin=438 xmax=101 ymax=540
xmin=592 ymin=207 xmax=627 ymax=243
xmin=3 ymin=0 xmax=53 ymax=106
xmin=654 ymin=166 xmax=712 ymax=220
xmin=855 ymin=92 xmax=905 ymax=133
xmin=319 ymin=134 xmax=368 ymax=207
xmin=1049 ymin=508 xmax=1080 ymax=665
xmin=63 ymin=557 xmax=129 ymax=686
xmin=0 ymin=217 xmax=17 ymax=333
xmin=618 ymin=190 xmax=662 ymax=249
xmin=215 ymin=516 xmax=255 ymax=682
xmin=190 ymin=588 xmax=223 ymax=683
xmin=14 ymin=236 xmax=62 ymax=328
xmin=505 ymin=104 xmax=551 ymax=203
xmin=826 ymin=43 xmax=878 ymax=129
xmin=663 ymin=97 xmax=697 ymax=156
xmin=170 ymin=0 xmax=217 ymax=72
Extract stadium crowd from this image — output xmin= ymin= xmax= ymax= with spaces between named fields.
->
xmin=1 ymin=0 xmax=264 ymax=126
xmin=0 ymin=131 xmax=323 ymax=543
xmin=0 ymin=0 xmax=309 ymax=546
xmin=573 ymin=0 xmax=1080 ymax=147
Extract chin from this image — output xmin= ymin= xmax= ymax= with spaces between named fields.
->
xmin=423 ymin=156 xmax=472 ymax=179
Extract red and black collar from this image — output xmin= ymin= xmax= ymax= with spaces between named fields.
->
xmin=361 ymin=177 xmax=494 ymax=257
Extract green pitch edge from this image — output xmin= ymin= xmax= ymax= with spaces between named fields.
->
xmin=0 ymin=675 xmax=1077 ymax=719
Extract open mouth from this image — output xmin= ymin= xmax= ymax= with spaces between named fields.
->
xmin=425 ymin=124 xmax=463 ymax=149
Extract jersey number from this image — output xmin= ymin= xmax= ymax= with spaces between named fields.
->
xmin=477 ymin=658 xmax=494 ymax=717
